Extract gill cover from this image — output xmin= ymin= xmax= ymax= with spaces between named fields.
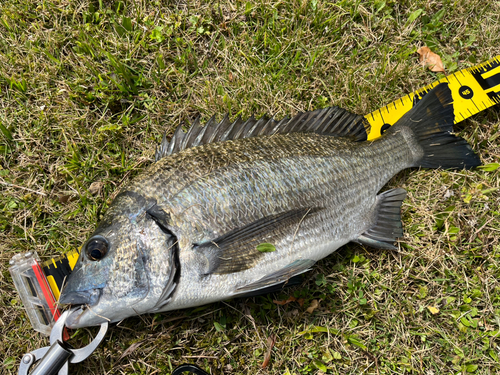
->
xmin=60 ymin=191 xmax=179 ymax=328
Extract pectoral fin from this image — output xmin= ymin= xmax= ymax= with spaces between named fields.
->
xmin=194 ymin=208 xmax=320 ymax=275
xmin=356 ymin=188 xmax=406 ymax=250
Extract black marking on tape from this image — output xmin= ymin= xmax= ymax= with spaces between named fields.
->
xmin=471 ymin=58 xmax=500 ymax=90
xmin=453 ymin=72 xmax=464 ymax=86
xmin=378 ymin=108 xmax=385 ymax=124
xmin=470 ymin=98 xmax=480 ymax=111
xmin=381 ymin=124 xmax=391 ymax=134
xmin=43 ymin=258 xmax=72 ymax=291
xmin=488 ymin=90 xmax=500 ymax=103
xmin=459 ymin=85 xmax=474 ymax=99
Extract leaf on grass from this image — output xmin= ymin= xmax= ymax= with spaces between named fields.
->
xmin=306 ymin=299 xmax=320 ymax=314
xmin=89 ymin=181 xmax=104 ymax=195
xmin=427 ymin=306 xmax=440 ymax=314
xmin=261 ymin=334 xmax=276 ymax=368
xmin=298 ymin=326 xmax=340 ymax=336
xmin=273 ymin=296 xmax=305 ymax=306
xmin=417 ymin=286 xmax=428 ymax=299
xmin=273 ymin=296 xmax=296 ymax=305
xmin=465 ymin=364 xmax=478 ymax=373
xmin=3 ymin=357 xmax=15 ymax=370
xmin=0 ymin=122 xmax=13 ymax=141
xmin=214 ymin=321 xmax=224 ymax=332
xmin=332 ymin=351 xmax=342 ymax=360
xmin=312 ymin=358 xmax=327 ymax=372
xmin=347 ymin=336 xmax=367 ymax=350
xmin=407 ymin=9 xmax=424 ymax=24
xmin=478 ymin=163 xmax=500 ymax=172
xmin=417 ymin=46 xmax=445 ymax=73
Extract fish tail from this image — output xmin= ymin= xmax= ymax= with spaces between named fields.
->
xmin=394 ymin=82 xmax=481 ymax=169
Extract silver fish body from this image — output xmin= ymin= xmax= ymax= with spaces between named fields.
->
xmin=145 ymin=132 xmax=410 ymax=311
xmin=60 ymin=83 xmax=480 ymax=328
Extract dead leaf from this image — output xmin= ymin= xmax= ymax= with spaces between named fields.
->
xmin=262 ymin=334 xmax=277 ymax=368
xmin=427 ymin=306 xmax=440 ymax=314
xmin=89 ymin=181 xmax=104 ymax=195
xmin=417 ymin=46 xmax=445 ymax=73
xmin=273 ymin=296 xmax=297 ymax=305
xmin=58 ymin=194 xmax=72 ymax=204
xmin=273 ymin=296 xmax=305 ymax=307
xmin=306 ymin=299 xmax=320 ymax=314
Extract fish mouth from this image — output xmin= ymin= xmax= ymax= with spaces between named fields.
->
xmin=64 ymin=305 xmax=87 ymax=328
xmin=59 ymin=288 xmax=103 ymax=328
xmin=59 ymin=288 xmax=102 ymax=306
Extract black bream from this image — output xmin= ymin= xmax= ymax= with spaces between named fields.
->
xmin=60 ymin=83 xmax=480 ymax=328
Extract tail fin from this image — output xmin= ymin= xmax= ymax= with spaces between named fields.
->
xmin=395 ymin=83 xmax=481 ymax=169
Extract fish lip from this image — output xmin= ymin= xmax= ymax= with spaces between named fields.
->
xmin=59 ymin=288 xmax=102 ymax=306
xmin=65 ymin=305 xmax=85 ymax=328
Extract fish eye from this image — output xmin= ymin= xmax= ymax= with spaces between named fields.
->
xmin=86 ymin=236 xmax=109 ymax=261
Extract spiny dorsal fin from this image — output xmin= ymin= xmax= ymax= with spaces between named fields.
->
xmin=155 ymin=106 xmax=367 ymax=161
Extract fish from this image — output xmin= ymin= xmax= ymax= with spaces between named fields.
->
xmin=59 ymin=83 xmax=481 ymax=328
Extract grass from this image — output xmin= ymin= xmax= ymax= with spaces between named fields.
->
xmin=1 ymin=0 xmax=499 ymax=374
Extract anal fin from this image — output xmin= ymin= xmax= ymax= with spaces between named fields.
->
xmin=356 ymin=188 xmax=407 ymax=250
xmin=236 ymin=259 xmax=315 ymax=293
xmin=236 ymin=275 xmax=303 ymax=298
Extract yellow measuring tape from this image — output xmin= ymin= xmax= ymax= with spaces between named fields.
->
xmin=365 ymin=55 xmax=500 ymax=140
xmin=42 ymin=250 xmax=79 ymax=299
xmin=43 ymin=56 xmax=500 ymax=298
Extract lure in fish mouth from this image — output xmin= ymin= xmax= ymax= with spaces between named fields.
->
xmin=59 ymin=83 xmax=481 ymax=328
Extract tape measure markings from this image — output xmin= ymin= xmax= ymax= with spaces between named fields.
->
xmin=42 ymin=251 xmax=78 ymax=298
xmin=46 ymin=276 xmax=60 ymax=300
xmin=365 ymin=55 xmax=500 ymax=140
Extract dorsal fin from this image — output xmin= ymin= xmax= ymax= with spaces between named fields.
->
xmin=155 ymin=106 xmax=367 ymax=161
